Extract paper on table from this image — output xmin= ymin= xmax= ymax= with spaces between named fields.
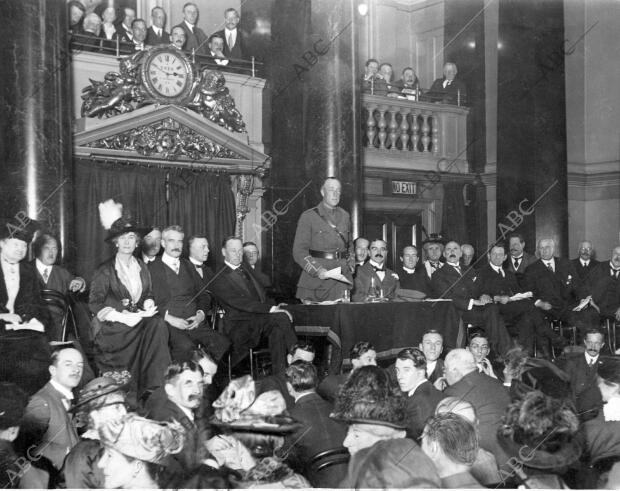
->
xmin=324 ymin=267 xmax=353 ymax=285
xmin=6 ymin=317 xmax=45 ymax=333
xmin=509 ymin=292 xmax=533 ymax=301
xmin=572 ymin=296 xmax=591 ymax=312
xmin=423 ymin=298 xmax=453 ymax=302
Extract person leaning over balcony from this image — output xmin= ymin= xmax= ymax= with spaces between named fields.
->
xmin=211 ymin=8 xmax=247 ymax=60
xmin=80 ymin=13 xmax=103 ymax=53
xmin=361 ymin=58 xmax=387 ymax=95
xmin=393 ymin=66 xmax=420 ymax=97
xmin=145 ymin=6 xmax=170 ymax=46
xmin=428 ymin=62 xmax=467 ymax=105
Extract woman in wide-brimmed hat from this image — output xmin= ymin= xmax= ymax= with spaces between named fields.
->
xmin=89 ymin=200 xmax=170 ymax=400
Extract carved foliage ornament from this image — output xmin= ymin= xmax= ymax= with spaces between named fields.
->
xmin=85 ymin=118 xmax=244 ymax=161
xmin=81 ymin=47 xmax=246 ymax=133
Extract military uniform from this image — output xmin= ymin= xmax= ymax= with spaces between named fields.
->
xmin=293 ymin=201 xmax=352 ymax=302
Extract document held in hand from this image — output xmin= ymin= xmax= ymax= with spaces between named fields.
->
xmin=324 ymin=267 xmax=352 ymax=285
xmin=6 ymin=317 xmax=45 ymax=333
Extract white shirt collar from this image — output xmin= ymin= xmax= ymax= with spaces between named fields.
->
xmin=184 ymin=20 xmax=194 ymax=32
xmin=225 ymin=260 xmax=240 ymax=270
xmin=369 ymin=260 xmax=384 ymax=269
xmin=491 ymin=264 xmax=504 ymax=275
xmin=407 ymin=378 xmax=428 ymax=397
xmin=543 ymin=258 xmax=555 ymax=268
xmin=512 ymin=254 xmax=523 ymax=260
xmin=50 ymin=379 xmax=74 ymax=401
xmin=161 ymin=252 xmax=180 ymax=270
xmin=174 ymin=402 xmax=194 ymax=422
xmin=402 ymin=266 xmax=416 ymax=274
xmin=35 ymin=259 xmax=52 ymax=277
xmin=580 ymin=259 xmax=590 ymax=267
xmin=426 ymin=360 xmax=437 ymax=375
xmin=585 ymin=353 xmax=599 ymax=365
xmin=142 ymin=254 xmax=155 ymax=263
xmin=153 ymin=26 xmax=161 ymax=36
xmin=189 ymin=257 xmax=203 ymax=267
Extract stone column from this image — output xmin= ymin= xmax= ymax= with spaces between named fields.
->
xmin=0 ymin=1 xmax=73 ymax=258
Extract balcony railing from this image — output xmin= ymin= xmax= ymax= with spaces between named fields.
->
xmin=362 ymin=94 xmax=469 ymax=169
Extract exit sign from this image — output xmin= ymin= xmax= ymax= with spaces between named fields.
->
xmin=391 ymin=180 xmax=416 ymax=195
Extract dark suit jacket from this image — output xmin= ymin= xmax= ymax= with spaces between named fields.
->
xmin=583 ymin=261 xmax=620 ymax=316
xmin=571 ymin=258 xmax=601 ymax=286
xmin=148 ymin=398 xmax=210 ymax=481
xmin=116 ymin=23 xmax=133 ymax=43
xmin=317 ymin=373 xmax=348 ymax=403
xmin=405 ymin=380 xmax=443 ymax=439
xmin=0 ymin=261 xmax=50 ymax=332
xmin=148 ymin=257 xmax=210 ymax=317
xmin=352 ymin=262 xmax=400 ymax=301
xmin=32 ymin=262 xmax=75 ymax=294
xmin=212 ymin=29 xmax=247 ymax=59
xmin=145 ymin=26 xmax=170 ymax=46
xmin=523 ymin=257 xmax=578 ymax=313
xmin=210 ymin=264 xmax=273 ymax=318
xmin=474 ymin=264 xmax=523 ymax=298
xmin=504 ymin=251 xmax=537 ymax=277
xmin=427 ymin=358 xmax=444 ymax=384
xmin=395 ymin=267 xmax=430 ymax=294
xmin=173 ymin=22 xmax=208 ymax=54
xmin=557 ymin=353 xmax=604 ymax=417
xmin=284 ymin=392 xmax=348 ymax=488
xmin=430 ymin=263 xmax=477 ymax=311
xmin=427 ymin=77 xmax=467 ymax=104
xmin=21 ymin=382 xmax=79 ymax=470
xmin=444 ymin=370 xmax=510 ymax=455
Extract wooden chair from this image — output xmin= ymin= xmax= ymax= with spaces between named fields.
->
xmin=40 ymin=289 xmax=78 ymax=342
xmin=601 ymin=317 xmax=618 ymax=354
xmin=550 ymin=320 xmax=577 ymax=358
xmin=309 ymin=446 xmax=350 ymax=486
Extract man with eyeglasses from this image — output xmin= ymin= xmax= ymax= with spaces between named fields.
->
xmin=64 ymin=377 xmax=129 ymax=488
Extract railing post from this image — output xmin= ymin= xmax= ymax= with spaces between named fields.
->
xmin=400 ymin=109 xmax=410 ymax=151
xmin=377 ymin=106 xmax=387 ymax=149
xmin=432 ymin=113 xmax=440 ymax=156
xmin=421 ymin=112 xmax=430 ymax=152
xmin=366 ymin=104 xmax=377 ymax=148
xmin=388 ymin=107 xmax=399 ymax=150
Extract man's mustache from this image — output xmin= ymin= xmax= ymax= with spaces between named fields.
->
xmin=374 ymin=254 xmax=384 ymax=258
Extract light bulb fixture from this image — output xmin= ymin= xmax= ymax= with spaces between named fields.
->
xmin=358 ymin=3 xmax=369 ymax=16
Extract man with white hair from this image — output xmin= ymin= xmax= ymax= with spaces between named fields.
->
xmin=570 ymin=240 xmax=600 ymax=285
xmin=523 ymin=238 xmax=599 ymax=338
xmin=442 ymin=349 xmax=510 ymax=458
xmin=81 ymin=12 xmax=102 ymax=52
xmin=428 ymin=62 xmax=467 ymax=104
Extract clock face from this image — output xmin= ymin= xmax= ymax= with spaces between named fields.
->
xmin=142 ymin=48 xmax=194 ymax=103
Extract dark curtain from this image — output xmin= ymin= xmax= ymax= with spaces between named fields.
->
xmin=168 ymin=169 xmax=236 ymax=270
xmin=74 ymin=162 xmax=236 ymax=279
xmin=74 ymin=160 xmax=168 ymax=280
xmin=441 ymin=182 xmax=468 ymax=244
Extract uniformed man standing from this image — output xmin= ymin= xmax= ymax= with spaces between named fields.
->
xmin=293 ymin=178 xmax=352 ymax=302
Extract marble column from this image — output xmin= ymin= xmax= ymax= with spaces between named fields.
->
xmin=304 ymin=0 xmax=362 ymax=237
xmin=496 ymin=0 xmax=568 ymax=255
xmin=0 ymin=1 xmax=73 ymax=258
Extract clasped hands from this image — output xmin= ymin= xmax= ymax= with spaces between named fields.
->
xmin=109 ymin=299 xmax=158 ymax=327
xmin=165 ymin=310 xmax=205 ymax=331
xmin=472 ymin=294 xmax=493 ymax=307
xmin=270 ymin=303 xmax=293 ymax=323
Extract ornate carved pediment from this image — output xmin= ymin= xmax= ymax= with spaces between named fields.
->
xmin=74 ymin=105 xmax=270 ymax=175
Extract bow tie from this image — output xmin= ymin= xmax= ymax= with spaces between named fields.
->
xmin=372 ymin=265 xmax=385 ymax=272
xmin=430 ymin=262 xmax=440 ymax=269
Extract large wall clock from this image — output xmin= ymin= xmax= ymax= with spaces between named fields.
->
xmin=141 ymin=47 xmax=195 ymax=104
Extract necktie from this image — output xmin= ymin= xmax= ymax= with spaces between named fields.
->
xmin=546 ymin=262 xmax=554 ymax=273
xmin=62 ymin=396 xmax=72 ymax=411
xmin=42 ymin=268 xmax=49 ymax=283
xmin=453 ymin=265 xmax=461 ymax=275
xmin=497 ymin=268 xmax=504 ymax=277
xmin=373 ymin=265 xmax=385 ymax=272
xmin=612 ymin=269 xmax=620 ymax=280
xmin=588 ymin=358 xmax=595 ymax=368
xmin=171 ymin=261 xmax=179 ymax=274
xmin=237 ymin=267 xmax=260 ymax=300
xmin=228 ymin=32 xmax=233 ymax=49
xmin=195 ymin=265 xmax=203 ymax=278
xmin=430 ymin=262 xmax=439 ymax=270
xmin=513 ymin=258 xmax=520 ymax=270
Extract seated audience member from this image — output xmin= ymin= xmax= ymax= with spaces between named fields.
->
xmin=210 ymin=236 xmax=297 ymax=373
xmin=207 ymin=33 xmax=229 ymax=66
xmin=89 ymin=208 xmax=170 ymax=399
xmin=361 ymin=58 xmax=387 ymax=95
xmin=170 ymin=25 xmax=187 ymax=50
xmin=64 ymin=376 xmax=128 ymax=488
xmin=131 ymin=19 xmax=148 ymax=51
xmin=173 ymin=2 xmax=208 ymax=55
xmin=145 ymin=6 xmax=170 ymax=46
xmin=466 ymin=330 xmax=499 ymax=379
xmin=68 ymin=0 xmax=85 ymax=34
xmin=352 ymin=238 xmax=399 ymax=301
xmin=523 ymin=237 xmax=599 ymax=338
xmin=80 ymin=13 xmax=103 ymax=52
xmin=557 ymin=328 xmax=606 ymax=420
xmin=332 ymin=365 xmax=441 ymax=488
xmin=0 ymin=219 xmax=52 ymax=394
xmin=572 ymin=240 xmax=600 ymax=285
xmin=422 ymin=235 xmax=445 ymax=280
xmin=427 ymin=62 xmax=467 ymax=104
xmin=475 ymin=243 xmax=563 ymax=357
xmin=379 ymin=62 xmax=398 ymax=95
xmin=99 ymin=7 xmax=118 ymax=47
xmin=497 ymin=391 xmax=582 ymax=488
xmin=256 ymin=341 xmax=315 ymax=410
xmin=431 ymin=241 xmax=512 ymax=356
xmin=281 ymin=361 xmax=347 ymax=487
xmin=21 ymin=346 xmax=83 ymax=475
xmin=421 ymin=413 xmax=482 ymax=488
xmin=501 ymin=346 xmax=572 ymax=402
xmin=212 ymin=8 xmax=246 ymax=59
xmin=97 ymin=414 xmax=185 ymax=489
xmin=441 ymin=349 xmax=510 ymax=459
xmin=32 ymin=233 xmax=86 ymax=340
xmin=420 ymin=330 xmax=445 ymax=384
xmin=139 ymin=226 xmax=162 ymax=264
xmin=435 ymin=397 xmax=501 ymax=486
xmin=243 ymin=241 xmax=272 ymax=289
xmin=147 ymin=360 xmax=211 ymax=485
xmin=395 ymin=245 xmax=430 ymax=296
xmin=460 ymin=243 xmax=475 ymax=268
xmin=351 ymin=237 xmax=369 ymax=274
xmin=318 ymin=341 xmax=377 ymax=403
xmin=0 ymin=383 xmax=47 ymax=489
xmin=395 ymin=347 xmax=443 ymax=439
xmin=149 ymin=225 xmax=230 ymax=362
xmin=116 ymin=7 xmax=136 ymax=43
xmin=583 ymin=357 xmax=620 ymax=467
xmin=187 ymin=234 xmax=214 ymax=291
xmin=504 ymin=232 xmax=537 ymax=282
xmin=393 ymin=66 xmax=420 ymax=97
xmin=588 ymin=245 xmax=620 ymax=322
